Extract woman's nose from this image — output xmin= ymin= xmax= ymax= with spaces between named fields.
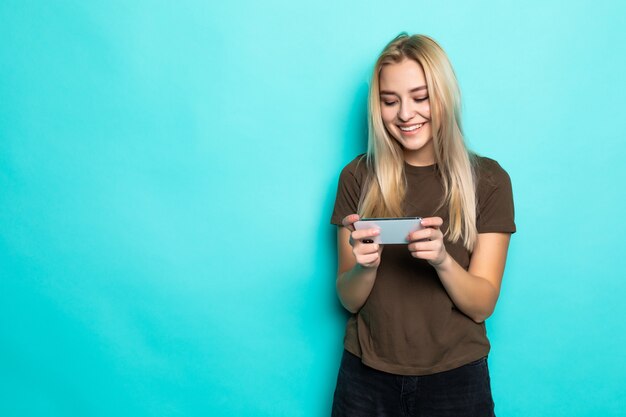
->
xmin=398 ymin=102 xmax=415 ymax=121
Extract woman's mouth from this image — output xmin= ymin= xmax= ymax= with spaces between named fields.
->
xmin=398 ymin=122 xmax=427 ymax=135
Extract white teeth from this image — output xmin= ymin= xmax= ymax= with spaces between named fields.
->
xmin=399 ymin=123 xmax=424 ymax=132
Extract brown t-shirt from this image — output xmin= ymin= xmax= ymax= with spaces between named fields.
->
xmin=330 ymin=154 xmax=516 ymax=376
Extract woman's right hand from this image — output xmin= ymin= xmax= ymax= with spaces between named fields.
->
xmin=342 ymin=214 xmax=384 ymax=269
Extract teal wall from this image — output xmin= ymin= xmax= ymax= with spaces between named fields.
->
xmin=2 ymin=1 xmax=625 ymax=416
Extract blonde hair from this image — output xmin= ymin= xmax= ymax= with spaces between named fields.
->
xmin=359 ymin=33 xmax=478 ymax=250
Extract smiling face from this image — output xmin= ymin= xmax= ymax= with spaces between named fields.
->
xmin=379 ymin=58 xmax=433 ymax=166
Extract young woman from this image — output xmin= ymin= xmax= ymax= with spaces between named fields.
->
xmin=329 ymin=33 xmax=516 ymax=416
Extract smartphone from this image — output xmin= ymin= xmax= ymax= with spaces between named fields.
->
xmin=353 ymin=217 xmax=423 ymax=244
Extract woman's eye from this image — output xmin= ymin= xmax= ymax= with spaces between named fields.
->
xmin=414 ymin=96 xmax=429 ymax=102
xmin=383 ymin=101 xmax=397 ymax=106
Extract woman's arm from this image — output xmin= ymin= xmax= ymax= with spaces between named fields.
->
xmin=407 ymin=217 xmax=511 ymax=323
xmin=335 ymin=214 xmax=384 ymax=314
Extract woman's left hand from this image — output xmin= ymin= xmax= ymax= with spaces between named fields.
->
xmin=407 ymin=217 xmax=449 ymax=267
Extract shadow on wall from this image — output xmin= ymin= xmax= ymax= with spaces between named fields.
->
xmin=323 ymin=79 xmax=370 ymax=317
xmin=308 ymin=81 xmax=370 ymax=415
xmin=341 ymin=82 xmax=370 ymax=164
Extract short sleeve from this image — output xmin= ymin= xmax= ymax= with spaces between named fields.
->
xmin=330 ymin=156 xmax=366 ymax=226
xmin=476 ymin=158 xmax=516 ymax=234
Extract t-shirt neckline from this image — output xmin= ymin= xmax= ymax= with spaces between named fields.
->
xmin=404 ymin=160 xmax=437 ymax=174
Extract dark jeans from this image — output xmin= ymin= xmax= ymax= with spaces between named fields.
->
xmin=331 ymin=350 xmax=495 ymax=417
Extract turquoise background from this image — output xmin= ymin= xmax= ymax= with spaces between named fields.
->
xmin=1 ymin=1 xmax=625 ymax=416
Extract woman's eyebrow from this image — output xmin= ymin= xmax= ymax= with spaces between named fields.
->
xmin=380 ymin=86 xmax=428 ymax=95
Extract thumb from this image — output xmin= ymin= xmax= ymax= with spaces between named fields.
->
xmin=342 ymin=214 xmax=360 ymax=232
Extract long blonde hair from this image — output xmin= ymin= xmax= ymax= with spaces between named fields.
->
xmin=359 ymin=33 xmax=478 ymax=250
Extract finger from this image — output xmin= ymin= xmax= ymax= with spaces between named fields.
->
xmin=341 ymin=214 xmax=360 ymax=231
xmin=360 ymin=253 xmax=380 ymax=265
xmin=420 ymin=217 xmax=443 ymax=228
xmin=410 ymin=250 xmax=439 ymax=260
xmin=408 ymin=227 xmax=442 ymax=242
xmin=407 ymin=240 xmax=439 ymax=253
xmin=352 ymin=228 xmax=380 ymax=241
xmin=357 ymin=243 xmax=380 ymax=255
